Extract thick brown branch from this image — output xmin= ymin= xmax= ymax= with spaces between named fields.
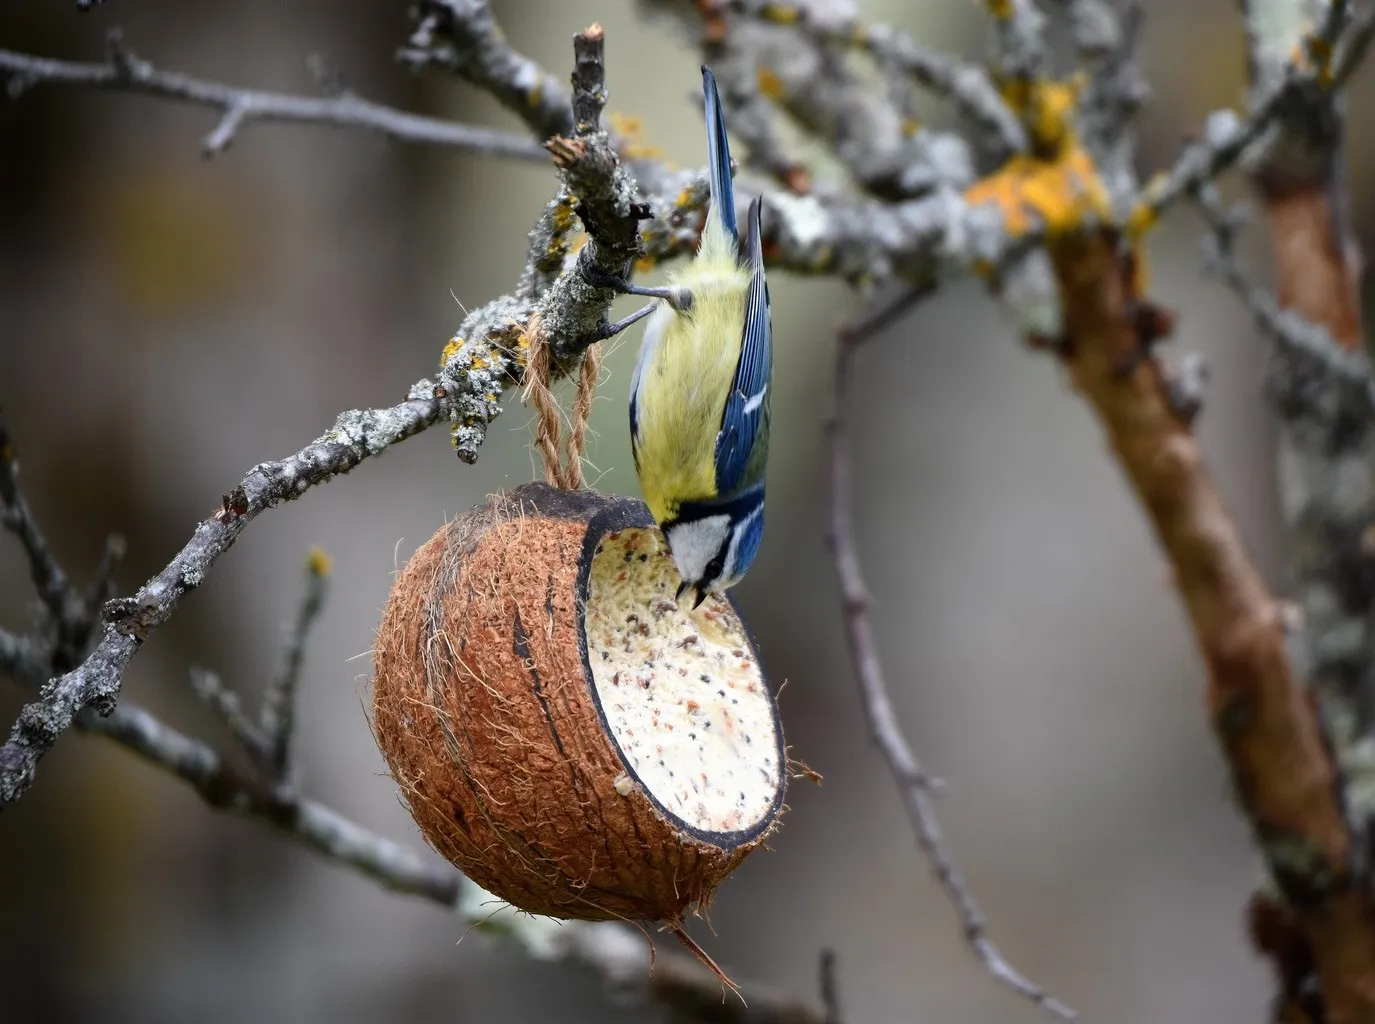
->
xmin=1047 ymin=229 xmax=1375 ymax=1024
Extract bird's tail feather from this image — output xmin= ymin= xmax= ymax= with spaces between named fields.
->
xmin=700 ymin=65 xmax=738 ymax=253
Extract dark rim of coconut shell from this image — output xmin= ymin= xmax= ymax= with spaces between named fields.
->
xmin=553 ymin=489 xmax=790 ymax=849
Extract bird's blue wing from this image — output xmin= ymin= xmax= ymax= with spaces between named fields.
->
xmin=714 ymin=197 xmax=771 ymax=495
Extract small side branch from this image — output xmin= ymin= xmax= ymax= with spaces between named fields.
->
xmin=734 ymin=0 xmax=1025 ymax=152
xmin=260 ymin=549 xmax=331 ymax=781
xmin=826 ymin=289 xmax=1076 ymax=1022
xmin=1133 ymin=4 xmax=1373 ymax=223
xmin=0 ymin=387 xmax=450 ymax=807
xmin=0 ymin=412 xmax=76 ymax=638
xmin=0 ymin=31 xmax=547 ymax=161
xmin=1194 ymin=190 xmax=1374 ymax=421
xmin=91 ymin=699 xmax=461 ymax=903
xmin=985 ymin=0 xmax=1051 ymax=82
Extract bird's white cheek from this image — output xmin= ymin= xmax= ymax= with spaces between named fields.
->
xmin=664 ymin=516 xmax=730 ymax=586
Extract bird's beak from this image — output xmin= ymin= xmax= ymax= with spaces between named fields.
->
xmin=676 ymin=579 xmax=694 ymax=605
xmin=691 ymin=587 xmax=709 ymax=610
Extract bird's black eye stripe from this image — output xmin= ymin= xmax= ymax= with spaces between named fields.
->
xmin=701 ymin=540 xmax=730 ymax=591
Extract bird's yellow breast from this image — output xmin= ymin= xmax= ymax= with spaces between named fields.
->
xmin=633 ymin=260 xmax=751 ymax=524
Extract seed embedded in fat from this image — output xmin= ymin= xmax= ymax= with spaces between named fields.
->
xmin=585 ymin=527 xmax=781 ymax=835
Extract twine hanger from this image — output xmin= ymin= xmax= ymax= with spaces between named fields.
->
xmin=520 ymin=314 xmax=602 ymax=491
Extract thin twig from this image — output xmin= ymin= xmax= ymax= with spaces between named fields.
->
xmin=1193 ymin=186 xmax=1375 ymax=419
xmin=85 ymin=533 xmax=127 ymax=614
xmin=826 ymin=288 xmax=1075 ymax=1021
xmin=1 ymin=627 xmax=823 ymax=1021
xmin=1331 ymin=2 xmax=1375 ymax=86
xmin=95 ymin=698 xmax=460 ymax=902
xmin=0 ymin=628 xmax=44 ymax=690
xmin=0 ymin=410 xmax=107 ymax=674
xmin=0 ymin=31 xmax=547 ymax=160
xmin=0 ymin=410 xmax=75 ymax=632
xmin=0 ymin=385 xmax=451 ymax=807
xmin=260 ymin=549 xmax=331 ymax=780
xmin=819 ymin=949 xmax=841 ymax=1024
xmin=189 ymin=667 xmax=272 ymax=766
xmin=6 ymin=614 xmax=826 ymax=1020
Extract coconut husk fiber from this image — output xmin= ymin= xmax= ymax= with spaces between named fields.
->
xmin=371 ymin=482 xmax=786 ymax=926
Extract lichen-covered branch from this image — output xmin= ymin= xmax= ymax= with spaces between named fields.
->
xmin=1235 ymin=4 xmax=1375 ymax=822
xmin=984 ymin=0 xmax=1051 ymax=84
xmin=0 ymin=389 xmax=450 ymax=806
xmin=0 ymin=31 xmax=546 ymax=160
xmin=827 ymin=290 xmax=1075 ymax=1022
xmin=1132 ymin=1 xmax=1372 ymax=225
xmin=1194 ymin=190 xmax=1373 ymax=422
xmin=643 ymin=0 xmax=1019 ymax=200
xmin=399 ymin=0 xmax=575 ymax=142
xmin=434 ymin=24 xmax=661 ymax=461
xmin=1056 ymin=0 xmax=1147 ymax=210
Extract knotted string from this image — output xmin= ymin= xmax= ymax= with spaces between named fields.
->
xmin=520 ymin=314 xmax=602 ymax=490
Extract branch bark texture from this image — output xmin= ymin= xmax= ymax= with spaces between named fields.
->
xmin=1240 ymin=0 xmax=1375 ymax=784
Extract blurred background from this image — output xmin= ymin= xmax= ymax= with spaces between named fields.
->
xmin=2 ymin=1 xmax=1373 ymax=1022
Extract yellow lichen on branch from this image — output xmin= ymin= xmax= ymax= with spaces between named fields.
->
xmin=756 ymin=66 xmax=786 ymax=101
xmin=607 ymin=111 xmax=665 ymax=162
xmin=964 ymin=79 xmax=1109 ymax=238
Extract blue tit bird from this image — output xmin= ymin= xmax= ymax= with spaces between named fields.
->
xmin=604 ymin=65 xmax=773 ymax=609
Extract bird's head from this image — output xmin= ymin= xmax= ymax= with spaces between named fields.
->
xmin=662 ymin=498 xmax=765 ymax=609
xmin=663 ymin=514 xmax=733 ymax=610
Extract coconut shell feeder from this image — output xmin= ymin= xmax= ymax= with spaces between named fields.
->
xmin=371 ymin=478 xmax=789 ymax=973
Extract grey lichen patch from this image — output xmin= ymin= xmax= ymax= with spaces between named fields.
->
xmin=438 ymin=304 xmax=532 ymax=463
xmin=584 ymin=527 xmax=781 ymax=836
xmin=1341 ymin=736 xmax=1375 ymax=822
